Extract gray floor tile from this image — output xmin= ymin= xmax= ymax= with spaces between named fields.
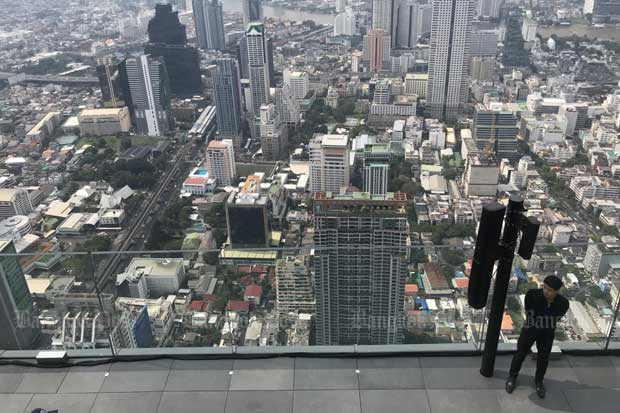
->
xmin=229 ymin=368 xmax=294 ymax=390
xmin=563 ymin=388 xmax=620 ymax=413
xmin=165 ymin=369 xmax=231 ymax=391
xmin=15 ymin=369 xmax=67 ymax=394
xmin=294 ymin=358 xmax=357 ymax=390
xmin=90 ymin=392 xmax=162 ymax=413
xmin=0 ymin=394 xmax=32 ymax=412
xmin=0 ymin=372 xmax=24 ymax=393
xmin=25 ymin=393 xmax=96 ymax=413
xmin=421 ymin=358 xmax=509 ymax=389
xmin=497 ymin=388 xmax=573 ymax=413
xmin=99 ymin=370 xmax=169 ymax=392
xmin=225 ymin=390 xmax=293 ymax=413
xmin=157 ymin=391 xmax=227 ymax=413
xmin=293 ymin=390 xmax=361 ymax=413
xmin=360 ymin=389 xmax=430 ymax=413
xmin=172 ymin=359 xmax=233 ymax=370
xmin=357 ymin=358 xmax=424 ymax=389
xmin=570 ymin=365 xmax=620 ymax=387
xmin=233 ymin=358 xmax=294 ymax=370
xmin=108 ymin=359 xmax=172 ymax=371
xmin=426 ymin=389 xmax=502 ymax=413
xmin=58 ymin=371 xmax=108 ymax=393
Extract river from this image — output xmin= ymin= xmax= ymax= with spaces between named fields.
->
xmin=222 ymin=0 xmax=335 ymax=25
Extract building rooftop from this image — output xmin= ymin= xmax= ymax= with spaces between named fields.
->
xmin=0 ymin=352 xmax=618 ymax=412
xmin=79 ymin=108 xmax=127 ymax=117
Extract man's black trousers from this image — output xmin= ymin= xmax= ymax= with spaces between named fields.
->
xmin=509 ymin=327 xmax=554 ymax=383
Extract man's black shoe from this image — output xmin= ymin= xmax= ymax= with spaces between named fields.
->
xmin=535 ymin=381 xmax=546 ymax=399
xmin=505 ymin=375 xmax=517 ymax=393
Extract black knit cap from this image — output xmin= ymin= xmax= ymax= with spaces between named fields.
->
xmin=544 ymin=275 xmax=563 ymax=290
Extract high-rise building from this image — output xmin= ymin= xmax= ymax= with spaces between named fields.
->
xmin=242 ymin=0 xmax=264 ymax=26
xmin=502 ymin=11 xmax=530 ymax=68
xmin=97 ymin=59 xmax=131 ymax=109
xmin=521 ymin=18 xmax=537 ymax=42
xmin=0 ymin=189 xmax=34 ymax=220
xmin=472 ymin=102 xmax=519 ymax=161
xmin=372 ymin=0 xmax=397 ymax=36
xmin=336 ymin=0 xmax=348 ymax=13
xmin=213 ymin=58 xmax=243 ymax=147
xmin=477 ymin=0 xmax=501 ymax=18
xmin=274 ymin=84 xmax=301 ymax=125
xmin=225 ymin=190 xmax=270 ymax=248
xmin=192 ymin=0 xmax=226 ymax=50
xmin=471 ymin=23 xmax=499 ymax=57
xmin=313 ymin=191 xmax=409 ymax=345
xmin=394 ymin=0 xmax=421 ymax=49
xmin=334 ymin=9 xmax=357 ymax=36
xmin=309 ymin=134 xmax=350 ymax=193
xmin=364 ymin=162 xmax=389 ymax=196
xmin=259 ymin=103 xmax=287 ymax=160
xmin=363 ymin=29 xmax=391 ymax=72
xmin=245 ymin=23 xmax=271 ymax=114
xmin=426 ymin=0 xmax=475 ymax=119
xmin=145 ymin=4 xmax=202 ymax=96
xmin=206 ymin=139 xmax=236 ymax=186
xmin=283 ymin=70 xmax=309 ymax=100
xmin=124 ymin=55 xmax=172 ymax=136
xmin=0 ymin=239 xmax=39 ymax=349
xmin=275 ymin=256 xmax=315 ymax=316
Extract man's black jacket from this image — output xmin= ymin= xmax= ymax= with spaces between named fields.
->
xmin=523 ymin=288 xmax=569 ymax=333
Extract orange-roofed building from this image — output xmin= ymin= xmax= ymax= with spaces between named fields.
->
xmin=405 ymin=284 xmax=419 ymax=296
xmin=452 ymin=277 xmax=469 ymax=293
xmin=501 ymin=313 xmax=514 ymax=333
xmin=464 ymin=259 xmax=473 ymax=276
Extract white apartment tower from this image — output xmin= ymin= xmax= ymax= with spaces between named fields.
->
xmin=427 ymin=0 xmax=475 ymax=119
xmin=206 ymin=139 xmax=236 ymax=186
xmin=0 ymin=189 xmax=34 ymax=220
xmin=283 ymin=70 xmax=309 ymax=100
xmin=245 ymin=23 xmax=271 ymax=115
xmin=364 ymin=163 xmax=389 ymax=195
xmin=309 ymin=134 xmax=350 ymax=193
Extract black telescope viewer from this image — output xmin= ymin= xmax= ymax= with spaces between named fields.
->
xmin=467 ymin=195 xmax=540 ymax=377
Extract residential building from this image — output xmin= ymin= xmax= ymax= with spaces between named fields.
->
xmin=259 ymin=103 xmax=287 ymax=161
xmin=206 ymin=139 xmax=236 ymax=186
xmin=427 ymin=0 xmax=475 ymax=119
xmin=334 ymin=9 xmax=356 ymax=36
xmin=502 ymin=11 xmax=530 ymax=68
xmin=0 ymin=189 xmax=33 ymax=220
xmin=522 ymin=18 xmax=537 ymax=42
xmin=309 ymin=134 xmax=350 ymax=193
xmin=584 ymin=243 xmax=620 ymax=278
xmin=569 ymin=176 xmax=620 ymax=202
xmin=463 ymin=155 xmax=499 ymax=197
xmin=313 ymin=191 xmax=409 ymax=345
xmin=110 ymin=306 xmax=154 ymax=349
xmin=115 ymin=296 xmax=175 ymax=346
xmin=0 ymin=240 xmax=39 ymax=349
xmin=404 ymin=73 xmax=427 ymax=98
xmin=395 ymin=0 xmax=421 ymax=48
xmin=245 ymin=23 xmax=271 ymax=114
xmin=363 ymin=29 xmax=391 ymax=72
xmin=213 ymin=58 xmax=243 ymax=148
xmin=372 ymin=0 xmax=397 ymax=34
xmin=124 ymin=54 xmax=172 ymax=136
xmin=276 ymin=256 xmax=315 ymax=316
xmin=274 ymin=84 xmax=301 ymax=125
xmin=590 ymin=0 xmax=620 ymax=23
xmin=477 ymin=0 xmax=501 ymax=18
xmin=192 ymin=0 xmax=226 ymax=50
xmin=283 ymin=70 xmax=309 ymax=100
xmin=77 ymin=108 xmax=131 ymax=136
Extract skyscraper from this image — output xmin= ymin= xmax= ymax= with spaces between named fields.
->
xmin=309 ymin=134 xmax=350 ymax=193
xmin=502 ymin=11 xmax=530 ymax=68
xmin=477 ymin=0 xmax=501 ymax=19
xmin=372 ymin=0 xmax=396 ymax=34
xmin=363 ymin=29 xmax=391 ymax=72
xmin=394 ymin=0 xmax=421 ymax=49
xmin=206 ymin=139 xmax=236 ymax=186
xmin=245 ymin=23 xmax=271 ymax=115
xmin=336 ymin=0 xmax=348 ymax=13
xmin=192 ymin=0 xmax=226 ymax=50
xmin=259 ymin=103 xmax=287 ymax=160
xmin=124 ymin=55 xmax=172 ymax=137
xmin=242 ymin=0 xmax=264 ymax=26
xmin=213 ymin=58 xmax=243 ymax=148
xmin=97 ymin=59 xmax=131 ymax=109
xmin=274 ymin=84 xmax=301 ymax=125
xmin=363 ymin=143 xmax=391 ymax=196
xmin=0 ymin=239 xmax=39 ymax=349
xmin=283 ymin=70 xmax=309 ymax=100
xmin=426 ymin=0 xmax=475 ymax=119
xmin=145 ymin=4 xmax=202 ymax=96
xmin=313 ymin=191 xmax=409 ymax=345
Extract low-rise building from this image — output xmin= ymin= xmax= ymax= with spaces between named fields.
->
xmin=78 ymin=107 xmax=131 ymax=136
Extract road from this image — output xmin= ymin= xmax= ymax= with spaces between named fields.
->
xmin=93 ymin=136 xmax=199 ymax=291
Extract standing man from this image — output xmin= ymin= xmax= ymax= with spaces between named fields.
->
xmin=506 ymin=275 xmax=569 ymax=398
